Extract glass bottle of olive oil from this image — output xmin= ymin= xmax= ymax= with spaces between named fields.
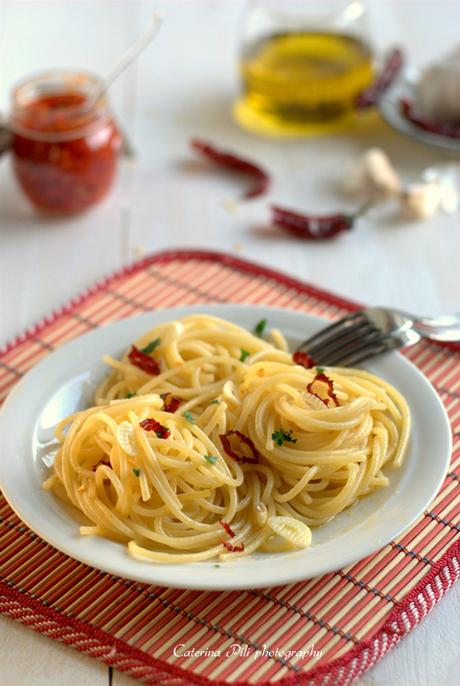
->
xmin=234 ymin=2 xmax=374 ymax=136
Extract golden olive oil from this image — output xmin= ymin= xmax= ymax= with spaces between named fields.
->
xmin=236 ymin=31 xmax=374 ymax=136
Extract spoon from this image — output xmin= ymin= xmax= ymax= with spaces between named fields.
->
xmin=86 ymin=11 xmax=164 ymax=107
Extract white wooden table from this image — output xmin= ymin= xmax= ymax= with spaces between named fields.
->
xmin=0 ymin=2 xmax=459 ymax=684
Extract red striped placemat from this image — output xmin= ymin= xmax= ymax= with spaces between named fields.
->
xmin=1 ymin=249 xmax=459 ymax=686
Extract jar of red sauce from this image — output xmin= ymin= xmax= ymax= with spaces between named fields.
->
xmin=7 ymin=71 xmax=122 ymax=214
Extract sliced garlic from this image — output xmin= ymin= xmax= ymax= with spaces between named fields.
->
xmin=267 ymin=516 xmax=312 ymax=549
xmin=255 ymin=502 xmax=268 ymax=527
xmin=117 ymin=420 xmax=137 ymax=456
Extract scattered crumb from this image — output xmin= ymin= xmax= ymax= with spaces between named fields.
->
xmin=233 ymin=243 xmax=244 ymax=253
xmin=257 ymin=368 xmax=265 ymax=377
xmin=132 ymin=244 xmax=146 ymax=258
xmin=288 ymin=158 xmax=303 ymax=171
xmin=78 ymin=485 xmax=85 ymax=492
xmin=222 ymin=198 xmax=238 ymax=213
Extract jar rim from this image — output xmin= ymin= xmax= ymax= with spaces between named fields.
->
xmin=9 ymin=69 xmax=111 ymax=141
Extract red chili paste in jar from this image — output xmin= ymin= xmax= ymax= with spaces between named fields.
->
xmin=9 ymin=73 xmax=122 ymax=214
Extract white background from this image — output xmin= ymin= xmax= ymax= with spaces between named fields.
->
xmin=0 ymin=1 xmax=459 ymax=685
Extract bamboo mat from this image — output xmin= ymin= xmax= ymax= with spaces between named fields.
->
xmin=0 ymin=250 xmax=459 ymax=686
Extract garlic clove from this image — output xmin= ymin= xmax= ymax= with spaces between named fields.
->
xmin=400 ymin=182 xmax=442 ymax=219
xmin=344 ymin=148 xmax=401 ymax=198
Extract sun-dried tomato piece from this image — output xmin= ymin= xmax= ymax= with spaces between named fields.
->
xmin=139 ymin=418 xmax=170 ymax=439
xmin=160 ymin=393 xmax=183 ymax=413
xmin=222 ymin=540 xmax=245 ymax=553
xmin=307 ymin=373 xmax=340 ymax=408
xmin=292 ymin=351 xmax=316 ymax=369
xmin=219 ymin=520 xmax=236 ymax=538
xmin=128 ymin=345 xmax=160 ymax=375
xmin=191 ymin=138 xmax=270 ymax=199
xmin=219 ymin=430 xmax=260 ymax=464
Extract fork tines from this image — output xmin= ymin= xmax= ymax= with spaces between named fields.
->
xmin=297 ymin=311 xmax=394 ymax=367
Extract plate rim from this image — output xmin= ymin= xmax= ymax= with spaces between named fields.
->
xmin=0 ymin=304 xmax=452 ymax=590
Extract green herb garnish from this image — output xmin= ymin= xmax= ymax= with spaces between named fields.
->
xmin=240 ymin=349 xmax=250 ymax=362
xmin=254 ymin=318 xmax=267 ymax=337
xmin=210 ymin=399 xmax=220 ymax=406
xmin=204 ymin=454 xmax=217 ymax=464
xmin=140 ymin=338 xmax=161 ymax=354
xmin=126 ymin=391 xmax=136 ymax=398
xmin=315 ymin=366 xmax=325 ymax=375
xmin=184 ymin=411 xmax=195 ymax=424
xmin=271 ymin=429 xmax=297 ymax=447
xmin=132 ymin=468 xmax=141 ymax=477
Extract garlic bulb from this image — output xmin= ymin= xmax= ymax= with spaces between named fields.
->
xmin=414 ymin=45 xmax=460 ymax=124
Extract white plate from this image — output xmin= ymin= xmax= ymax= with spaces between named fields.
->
xmin=0 ymin=305 xmax=451 ymax=590
xmin=378 ymin=71 xmax=460 ymax=154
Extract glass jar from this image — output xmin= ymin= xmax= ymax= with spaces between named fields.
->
xmin=7 ymin=70 xmax=122 ymax=214
xmin=234 ymin=0 xmax=375 ymax=137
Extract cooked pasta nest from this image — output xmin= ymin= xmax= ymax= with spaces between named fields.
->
xmin=44 ymin=314 xmax=410 ymax=563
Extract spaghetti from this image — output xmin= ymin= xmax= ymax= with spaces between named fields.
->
xmin=44 ymin=314 xmax=410 ymax=563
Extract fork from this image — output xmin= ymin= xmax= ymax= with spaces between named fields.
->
xmin=296 ymin=308 xmax=460 ymax=367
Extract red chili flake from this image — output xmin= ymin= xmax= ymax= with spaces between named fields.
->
xmin=191 ymin=138 xmax=270 ymax=199
xmin=219 ymin=520 xmax=236 ymax=538
xmin=128 ymin=345 xmax=160 ymax=375
xmin=400 ymin=98 xmax=460 ymax=139
xmin=293 ymin=351 xmax=316 ymax=369
xmin=272 ymin=205 xmax=354 ymax=241
xmin=160 ymin=392 xmax=183 ymax=413
xmin=222 ymin=540 xmax=245 ymax=553
xmin=307 ymin=373 xmax=340 ymax=408
xmin=355 ymin=48 xmax=404 ymax=109
xmin=219 ymin=430 xmax=260 ymax=464
xmin=139 ymin=418 xmax=171 ymax=439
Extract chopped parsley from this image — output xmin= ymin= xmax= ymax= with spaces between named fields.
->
xmin=240 ymin=348 xmax=250 ymax=362
xmin=204 ymin=454 xmax=217 ymax=464
xmin=126 ymin=391 xmax=136 ymax=398
xmin=254 ymin=318 xmax=267 ymax=337
xmin=132 ymin=468 xmax=141 ymax=477
xmin=315 ymin=366 xmax=325 ymax=375
xmin=210 ymin=399 xmax=220 ymax=406
xmin=184 ymin=411 xmax=195 ymax=424
xmin=140 ymin=338 xmax=161 ymax=354
xmin=271 ymin=428 xmax=297 ymax=447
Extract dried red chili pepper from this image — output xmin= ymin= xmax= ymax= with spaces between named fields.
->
xmin=219 ymin=430 xmax=260 ymax=464
xmin=292 ymin=351 xmax=316 ymax=369
xmin=128 ymin=345 xmax=160 ymax=375
xmin=219 ymin=520 xmax=236 ymax=538
xmin=222 ymin=540 xmax=245 ymax=553
xmin=139 ymin=418 xmax=171 ymax=439
xmin=272 ymin=205 xmax=354 ymax=240
xmin=400 ymin=98 xmax=460 ymax=139
xmin=307 ymin=373 xmax=340 ymax=408
xmin=355 ymin=48 xmax=404 ymax=109
xmin=160 ymin=392 xmax=183 ymax=413
xmin=191 ymin=138 xmax=270 ymax=199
